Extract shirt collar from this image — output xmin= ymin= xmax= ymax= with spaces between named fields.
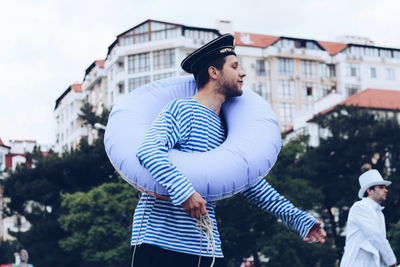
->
xmin=363 ymin=197 xmax=385 ymax=211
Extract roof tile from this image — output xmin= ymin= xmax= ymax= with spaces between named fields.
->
xmin=317 ymin=41 xmax=347 ymax=56
xmin=234 ymin=32 xmax=279 ymax=48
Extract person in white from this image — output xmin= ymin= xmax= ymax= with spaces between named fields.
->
xmin=340 ymin=169 xmax=397 ymax=267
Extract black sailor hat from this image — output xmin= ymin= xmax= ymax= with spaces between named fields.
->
xmin=181 ymin=33 xmax=236 ymax=74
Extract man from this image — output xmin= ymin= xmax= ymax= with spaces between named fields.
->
xmin=131 ymin=34 xmax=326 ymax=267
xmin=340 ymin=169 xmax=397 ymax=267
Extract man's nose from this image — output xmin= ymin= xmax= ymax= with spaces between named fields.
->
xmin=240 ymin=69 xmax=246 ymax=77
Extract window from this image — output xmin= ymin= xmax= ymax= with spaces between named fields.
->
xmin=128 ymin=76 xmax=151 ymax=92
xmin=345 ymin=84 xmax=361 ymax=97
xmin=118 ymin=84 xmax=125 ymax=94
xmin=386 ymin=68 xmax=395 ymax=80
xmin=320 ymin=64 xmax=336 ymax=78
xmin=153 ymin=72 xmax=175 ymax=81
xmin=365 ymin=47 xmax=379 ymax=57
xmin=302 ymin=82 xmax=319 ymax=100
xmin=153 ymin=49 xmax=175 ymax=70
xmin=301 ymin=60 xmax=316 ymax=79
xmin=255 ymin=60 xmax=266 ymax=76
xmin=380 ymin=49 xmax=392 ymax=58
xmin=274 ymin=39 xmax=295 ymax=49
xmin=184 ymin=30 xmax=219 ymax=43
xmin=120 ymin=22 xmax=184 ymax=46
xmin=279 ymin=103 xmax=295 ymax=123
xmin=370 ymin=67 xmax=377 ymax=79
xmin=253 ymin=82 xmax=271 ymax=100
xmin=278 ymin=58 xmax=294 ymax=76
xmin=321 ymin=85 xmax=336 ymax=96
xmin=278 ymin=80 xmax=295 ymax=99
xmin=128 ymin=53 xmax=150 ymax=74
xmin=346 ymin=63 xmax=360 ymax=77
xmin=302 ymin=103 xmax=314 ymax=111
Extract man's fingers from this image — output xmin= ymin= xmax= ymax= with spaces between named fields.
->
xmin=200 ymin=204 xmax=207 ymax=215
xmin=190 ymin=208 xmax=197 ymax=219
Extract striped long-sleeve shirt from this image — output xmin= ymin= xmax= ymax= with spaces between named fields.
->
xmin=132 ymin=97 xmax=317 ymax=257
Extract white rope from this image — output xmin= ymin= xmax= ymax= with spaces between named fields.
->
xmin=196 ymin=214 xmax=216 ymax=267
xmin=131 ymin=193 xmax=149 ymax=267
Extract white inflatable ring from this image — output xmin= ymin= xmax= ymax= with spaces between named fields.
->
xmin=104 ymin=76 xmax=281 ymax=201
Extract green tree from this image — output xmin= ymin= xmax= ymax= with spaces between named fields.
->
xmin=59 ymin=182 xmax=138 ymax=266
xmin=0 ymin=240 xmax=19 ymax=264
xmin=78 ymin=102 xmax=109 ymax=128
xmin=217 ymin=135 xmax=335 ymax=267
xmin=2 ymin=106 xmax=120 ymax=267
xmin=298 ymin=106 xmax=400 ymax=260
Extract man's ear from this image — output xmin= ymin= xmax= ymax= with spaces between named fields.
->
xmin=208 ymin=66 xmax=219 ymax=80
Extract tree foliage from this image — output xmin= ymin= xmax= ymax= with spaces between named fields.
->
xmin=2 ymin=106 xmax=119 ymax=266
xmin=3 ymin=103 xmax=400 ymax=266
xmin=297 ymin=106 xmax=400 ymax=259
xmin=216 ymin=135 xmax=335 ymax=267
xmin=59 ymin=182 xmax=138 ymax=266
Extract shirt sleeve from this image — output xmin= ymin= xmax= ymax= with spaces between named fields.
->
xmin=241 ymin=178 xmax=317 ymax=239
xmin=349 ymin=203 xmax=397 ymax=266
xmin=136 ymin=109 xmax=195 ymax=205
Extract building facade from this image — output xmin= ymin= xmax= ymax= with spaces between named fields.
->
xmin=54 ymin=84 xmax=88 ymax=153
xmin=0 ymin=139 xmax=10 ymax=173
xmin=287 ymin=89 xmax=400 ymax=147
xmin=104 ymin=19 xmax=220 ymax=108
xmin=54 ymin=19 xmax=400 ymax=147
xmin=0 ymin=139 xmax=37 ymax=241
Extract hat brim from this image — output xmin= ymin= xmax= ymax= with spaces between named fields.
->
xmin=358 ymin=180 xmax=392 ymax=199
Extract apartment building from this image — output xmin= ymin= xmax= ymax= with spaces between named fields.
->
xmin=105 ymin=19 xmax=220 ymax=108
xmin=82 ymin=60 xmax=107 ymax=113
xmin=0 ymin=139 xmax=36 ymax=241
xmin=289 ymin=89 xmax=400 ymax=147
xmin=0 ymin=139 xmax=10 ymax=173
xmin=54 ymin=84 xmax=88 ymax=153
xmin=234 ymin=33 xmax=400 ymax=131
xmin=54 ymin=19 xmax=400 ymax=148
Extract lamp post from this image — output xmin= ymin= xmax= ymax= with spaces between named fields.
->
xmin=94 ymin=123 xmax=106 ymax=131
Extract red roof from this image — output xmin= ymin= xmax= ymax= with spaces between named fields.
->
xmin=234 ymin=32 xmax=348 ymax=56
xmin=234 ymin=32 xmax=279 ymax=48
xmin=96 ymin=60 xmax=105 ymax=68
xmin=0 ymin=138 xmax=9 ymax=148
xmin=71 ymin=83 xmax=82 ymax=93
xmin=317 ymin=41 xmax=347 ymax=56
xmin=341 ymin=89 xmax=400 ymax=110
xmin=315 ymin=89 xmax=400 ymax=118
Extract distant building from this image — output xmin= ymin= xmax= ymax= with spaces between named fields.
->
xmin=82 ymin=60 xmax=107 ymax=113
xmin=81 ymin=60 xmax=107 ymax=144
xmin=0 ymin=139 xmax=37 ymax=241
xmin=105 ymin=19 xmax=220 ymax=108
xmin=54 ymin=83 xmax=88 ymax=153
xmin=0 ymin=138 xmax=10 ymax=173
xmin=2 ymin=140 xmax=36 ymax=171
xmin=54 ymin=19 xmax=400 ymax=144
xmin=287 ymin=89 xmax=400 ymax=146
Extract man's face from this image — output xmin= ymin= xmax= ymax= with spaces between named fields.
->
xmin=217 ymin=55 xmax=246 ymax=97
xmin=367 ymin=185 xmax=389 ymax=205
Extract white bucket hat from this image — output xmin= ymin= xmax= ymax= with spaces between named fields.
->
xmin=358 ymin=169 xmax=391 ymax=199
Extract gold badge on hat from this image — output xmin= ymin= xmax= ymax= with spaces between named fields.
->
xmin=219 ymin=48 xmax=234 ymax=54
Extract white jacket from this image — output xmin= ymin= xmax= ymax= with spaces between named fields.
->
xmin=340 ymin=198 xmax=397 ymax=267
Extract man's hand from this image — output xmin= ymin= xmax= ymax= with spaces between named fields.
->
xmin=181 ymin=192 xmax=207 ymax=219
xmin=304 ymin=221 xmax=326 ymax=244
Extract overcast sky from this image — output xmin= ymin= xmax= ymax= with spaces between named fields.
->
xmin=1 ymin=0 xmax=400 ymax=146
